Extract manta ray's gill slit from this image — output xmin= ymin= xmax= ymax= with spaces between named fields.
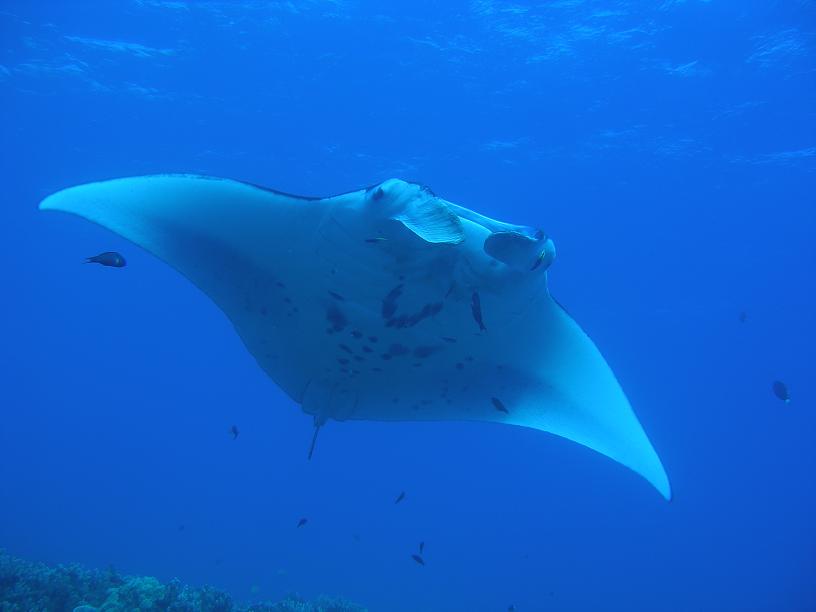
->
xmin=470 ymin=291 xmax=487 ymax=331
xmin=491 ymin=397 xmax=509 ymax=414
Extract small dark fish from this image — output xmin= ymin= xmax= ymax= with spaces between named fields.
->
xmin=530 ymin=248 xmax=548 ymax=271
xmin=471 ymin=292 xmax=486 ymax=331
xmin=86 ymin=251 xmax=126 ymax=267
xmin=772 ymin=381 xmax=790 ymax=403
xmin=492 ymin=397 xmax=509 ymax=414
xmin=395 ymin=491 xmax=405 ymax=504
xmin=419 ymin=541 xmax=425 ymax=554
xmin=739 ymin=311 xmax=747 ymax=323
xmin=229 ymin=425 xmax=239 ymax=440
xmin=365 ymin=237 xmax=388 ymax=243
xmin=177 ymin=524 xmax=185 ymax=532
xmin=328 ymin=291 xmax=345 ymax=301
xmin=411 ymin=554 xmax=425 ymax=566
xmin=297 ymin=518 xmax=308 ymax=528
xmin=508 ymin=606 xmax=516 ymax=612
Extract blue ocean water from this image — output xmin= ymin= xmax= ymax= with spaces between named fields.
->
xmin=1 ymin=1 xmax=814 ymax=610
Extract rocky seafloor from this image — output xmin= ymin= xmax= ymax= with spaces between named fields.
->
xmin=0 ymin=550 xmax=366 ymax=612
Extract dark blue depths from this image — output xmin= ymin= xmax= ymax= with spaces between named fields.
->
xmin=0 ymin=1 xmax=813 ymax=611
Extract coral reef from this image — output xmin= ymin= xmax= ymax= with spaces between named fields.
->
xmin=0 ymin=550 xmax=366 ymax=612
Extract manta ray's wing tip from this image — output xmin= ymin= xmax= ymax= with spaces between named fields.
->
xmin=621 ymin=426 xmax=672 ymax=502
xmin=39 ymin=179 xmax=109 ymax=213
xmin=39 ymin=189 xmax=62 ymax=211
xmin=628 ymin=433 xmax=672 ymax=501
xmin=650 ymin=461 xmax=672 ymax=502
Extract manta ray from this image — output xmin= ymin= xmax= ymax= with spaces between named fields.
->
xmin=41 ymin=175 xmax=671 ymax=500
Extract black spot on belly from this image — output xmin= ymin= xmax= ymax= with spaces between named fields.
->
xmin=385 ymin=302 xmax=443 ymax=329
xmin=413 ymin=345 xmax=441 ymax=359
xmin=326 ymin=304 xmax=348 ymax=332
xmin=387 ymin=343 xmax=409 ymax=357
xmin=382 ymin=285 xmax=403 ymax=320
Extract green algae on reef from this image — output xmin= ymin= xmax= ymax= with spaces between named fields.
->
xmin=0 ymin=549 xmax=366 ymax=612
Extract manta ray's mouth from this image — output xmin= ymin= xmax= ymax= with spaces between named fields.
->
xmin=482 ymin=231 xmax=556 ymax=272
